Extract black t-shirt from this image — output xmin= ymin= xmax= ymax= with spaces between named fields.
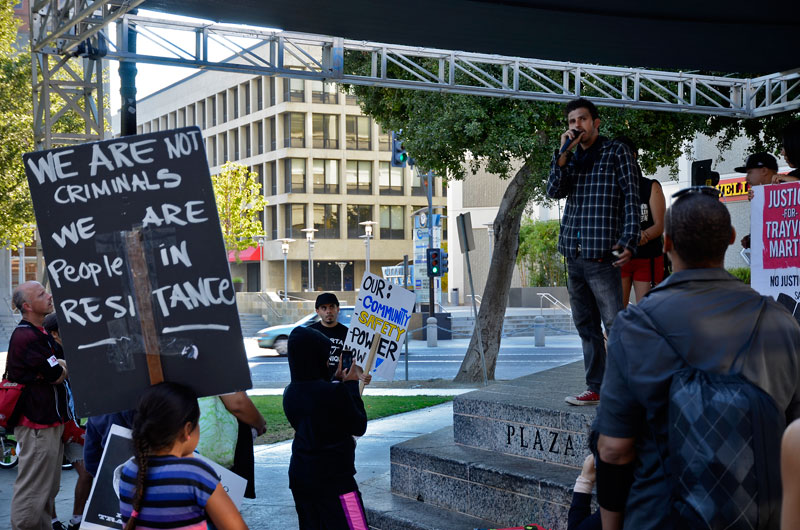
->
xmin=309 ymin=321 xmax=350 ymax=381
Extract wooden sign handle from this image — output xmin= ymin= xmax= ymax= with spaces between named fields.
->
xmin=359 ymin=333 xmax=382 ymax=395
xmin=125 ymin=228 xmax=164 ymax=386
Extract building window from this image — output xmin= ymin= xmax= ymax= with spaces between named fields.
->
xmin=211 ymin=97 xmax=217 ymax=126
xmin=311 ymin=81 xmax=338 ymax=104
xmin=284 ymin=158 xmax=306 ymax=193
xmin=379 ymin=162 xmax=403 ymax=195
xmin=244 ymin=83 xmax=251 ymax=115
xmin=257 ymin=77 xmax=264 ymax=110
xmin=187 ymin=104 xmax=195 ymax=126
xmin=346 ymin=116 xmax=371 ymax=150
xmin=346 ymin=90 xmax=358 ymax=106
xmin=411 ymin=170 xmax=426 ymax=196
xmin=380 ymin=205 xmax=404 ymax=239
xmin=256 ymin=121 xmax=263 ymax=154
xmin=285 ymin=204 xmax=306 ymax=238
xmin=283 ymin=113 xmax=305 ymax=148
xmin=284 ymin=78 xmax=304 ymax=102
xmin=268 ymin=161 xmax=277 ymax=196
xmin=200 ymin=100 xmax=206 ymax=129
xmin=232 ymin=86 xmax=239 ymax=119
xmin=269 ymin=118 xmax=276 ymax=151
xmin=314 ymin=204 xmax=340 ymax=239
xmin=221 ymin=134 xmax=228 ymax=163
xmin=312 ymin=159 xmax=339 ymax=194
xmin=245 ymin=126 xmax=251 ymax=158
xmin=233 ymin=131 xmax=240 ymax=160
xmin=347 ymin=205 xmax=372 ymax=239
xmin=221 ymin=91 xmax=228 ymax=122
xmin=210 ymin=136 xmax=217 ymax=166
xmin=312 ymin=114 xmax=339 ymax=149
xmin=441 ymin=177 xmax=448 ymax=197
xmin=269 ymin=205 xmax=278 ymax=239
xmin=270 ymin=78 xmax=276 ymax=106
xmin=179 ymin=108 xmax=186 ymax=127
xmin=346 ymin=160 xmax=372 ymax=195
xmin=378 ymin=126 xmax=390 ymax=151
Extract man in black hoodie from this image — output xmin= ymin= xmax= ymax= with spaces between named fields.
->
xmin=283 ymin=326 xmax=369 ymax=529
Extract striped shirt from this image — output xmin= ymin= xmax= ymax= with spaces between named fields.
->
xmin=547 ymin=137 xmax=640 ymax=259
xmin=120 ymin=455 xmax=219 ymax=530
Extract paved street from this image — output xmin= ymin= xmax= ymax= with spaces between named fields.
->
xmin=245 ymin=334 xmax=583 ymax=385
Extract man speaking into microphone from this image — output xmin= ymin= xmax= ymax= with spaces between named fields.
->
xmin=547 ymin=98 xmax=640 ymax=406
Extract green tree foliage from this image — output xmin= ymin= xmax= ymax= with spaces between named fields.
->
xmin=0 ymin=51 xmax=36 ymax=248
xmin=0 ymin=0 xmax=96 ymax=249
xmin=517 ymin=219 xmax=566 ymax=287
xmin=212 ymin=161 xmax=267 ymax=258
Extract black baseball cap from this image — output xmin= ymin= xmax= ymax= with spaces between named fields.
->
xmin=734 ymin=152 xmax=778 ymax=173
xmin=315 ymin=292 xmax=339 ymax=309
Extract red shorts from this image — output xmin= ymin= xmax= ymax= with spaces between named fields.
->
xmin=620 ymin=255 xmax=665 ymax=283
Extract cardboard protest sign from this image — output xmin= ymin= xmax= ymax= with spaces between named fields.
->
xmin=22 ymin=127 xmax=252 ymax=416
xmin=345 ymin=272 xmax=415 ymax=380
xmin=82 ymin=424 xmax=246 ymax=529
xmin=750 ymin=182 xmax=800 ymax=322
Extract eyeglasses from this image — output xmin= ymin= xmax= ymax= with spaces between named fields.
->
xmin=671 ymin=186 xmax=721 ymax=201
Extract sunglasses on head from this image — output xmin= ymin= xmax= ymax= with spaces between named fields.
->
xmin=671 ymin=186 xmax=721 ymax=201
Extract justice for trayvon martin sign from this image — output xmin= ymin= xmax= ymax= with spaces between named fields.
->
xmin=345 ymin=272 xmax=415 ymax=381
xmin=751 ymin=181 xmax=800 ymax=323
xmin=23 ymin=127 xmax=252 ymax=417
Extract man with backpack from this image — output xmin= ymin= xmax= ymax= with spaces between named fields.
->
xmin=594 ymin=187 xmax=800 ymax=530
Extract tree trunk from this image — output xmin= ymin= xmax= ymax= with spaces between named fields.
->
xmin=454 ymin=162 xmax=534 ymax=382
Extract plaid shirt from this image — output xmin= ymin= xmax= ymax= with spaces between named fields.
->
xmin=547 ymin=137 xmax=640 ymax=259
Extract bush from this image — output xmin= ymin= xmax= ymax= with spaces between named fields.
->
xmin=727 ymin=267 xmax=751 ymax=284
xmin=518 ymin=219 xmax=567 ymax=286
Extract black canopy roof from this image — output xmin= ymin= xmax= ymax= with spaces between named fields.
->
xmin=141 ymin=0 xmax=798 ymax=74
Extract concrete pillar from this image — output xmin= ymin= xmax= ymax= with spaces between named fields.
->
xmin=427 ymin=316 xmax=438 ymax=347
xmin=534 ymin=316 xmax=546 ymax=347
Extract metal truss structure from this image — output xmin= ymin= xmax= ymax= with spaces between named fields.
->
xmin=30 ymin=10 xmax=800 ymax=148
xmin=30 ymin=0 xmax=146 ymax=149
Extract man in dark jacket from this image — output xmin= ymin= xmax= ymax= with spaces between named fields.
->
xmin=6 ymin=281 xmax=70 ymax=530
xmin=283 ymin=326 xmax=369 ymax=529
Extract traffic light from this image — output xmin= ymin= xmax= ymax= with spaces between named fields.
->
xmin=441 ymin=251 xmax=449 ymax=274
xmin=391 ymin=131 xmax=408 ymax=168
xmin=426 ymin=248 xmax=441 ymax=277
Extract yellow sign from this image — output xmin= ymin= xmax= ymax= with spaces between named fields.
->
xmin=716 ymin=177 xmax=749 ymax=203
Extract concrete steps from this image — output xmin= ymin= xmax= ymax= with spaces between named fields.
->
xmin=450 ymin=313 xmax=576 ymax=337
xmin=365 ymin=362 xmax=596 ymax=530
xmin=238 ymin=313 xmax=270 ymax=337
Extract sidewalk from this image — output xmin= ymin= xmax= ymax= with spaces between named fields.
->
xmin=0 ymin=402 xmax=456 ymax=527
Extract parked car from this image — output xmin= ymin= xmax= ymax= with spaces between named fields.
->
xmin=256 ymin=306 xmax=355 ymax=355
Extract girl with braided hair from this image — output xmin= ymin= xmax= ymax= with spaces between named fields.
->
xmin=119 ymin=382 xmax=247 ymax=530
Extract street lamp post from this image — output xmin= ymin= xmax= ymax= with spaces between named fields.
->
xmin=301 ymin=228 xmax=317 ymax=292
xmin=254 ymin=234 xmax=267 ymax=293
xmin=335 ymin=261 xmax=348 ymax=291
xmin=359 ymin=220 xmax=377 ymax=276
xmin=277 ymin=238 xmax=294 ymax=303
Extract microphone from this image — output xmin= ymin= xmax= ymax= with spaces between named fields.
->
xmin=559 ymin=129 xmax=582 ymax=154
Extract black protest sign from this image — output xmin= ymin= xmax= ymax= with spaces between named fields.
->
xmin=23 ymin=127 xmax=252 ymax=416
xmin=82 ymin=425 xmax=132 ymax=529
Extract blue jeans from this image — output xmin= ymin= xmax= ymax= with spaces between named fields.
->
xmin=566 ymin=257 xmax=623 ymax=393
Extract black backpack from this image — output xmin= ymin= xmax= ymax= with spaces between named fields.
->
xmin=640 ymin=304 xmax=782 ymax=529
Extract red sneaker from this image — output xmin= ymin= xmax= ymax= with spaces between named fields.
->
xmin=565 ymin=390 xmax=600 ymax=406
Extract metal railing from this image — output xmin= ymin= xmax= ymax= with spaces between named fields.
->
xmin=537 ymin=292 xmax=572 ymax=316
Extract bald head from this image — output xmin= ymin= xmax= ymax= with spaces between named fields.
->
xmin=13 ymin=281 xmax=53 ymax=325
